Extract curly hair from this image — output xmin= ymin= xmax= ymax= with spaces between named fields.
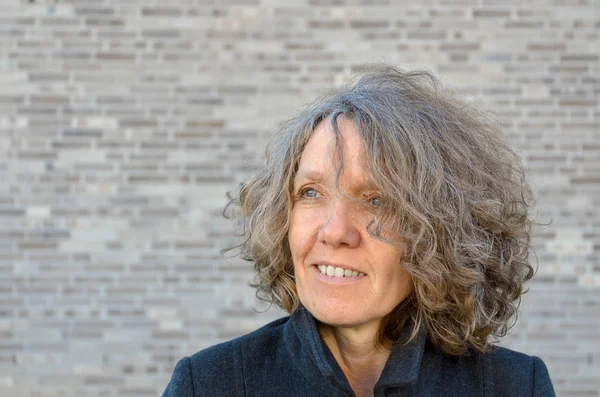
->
xmin=224 ymin=65 xmax=536 ymax=356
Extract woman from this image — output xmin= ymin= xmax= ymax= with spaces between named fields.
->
xmin=163 ymin=67 xmax=555 ymax=396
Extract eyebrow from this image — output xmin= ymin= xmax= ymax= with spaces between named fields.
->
xmin=293 ymin=168 xmax=379 ymax=193
xmin=293 ymin=169 xmax=325 ymax=185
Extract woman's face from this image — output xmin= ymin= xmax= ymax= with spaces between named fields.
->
xmin=289 ymin=116 xmax=414 ymax=330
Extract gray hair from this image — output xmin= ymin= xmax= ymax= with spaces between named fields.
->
xmin=225 ymin=66 xmax=535 ymax=355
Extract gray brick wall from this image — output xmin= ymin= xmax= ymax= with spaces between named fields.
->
xmin=0 ymin=0 xmax=598 ymax=396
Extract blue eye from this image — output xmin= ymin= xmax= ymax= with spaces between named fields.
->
xmin=301 ymin=187 xmax=319 ymax=199
xmin=370 ymin=197 xmax=382 ymax=207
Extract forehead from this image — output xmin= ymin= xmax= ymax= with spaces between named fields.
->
xmin=294 ymin=116 xmax=374 ymax=186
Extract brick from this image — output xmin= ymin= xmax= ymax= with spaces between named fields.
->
xmin=558 ymin=98 xmax=597 ymax=107
xmin=407 ymin=30 xmax=446 ymax=40
xmin=440 ymin=42 xmax=480 ymax=52
xmin=97 ymin=141 xmax=136 ymax=149
xmin=139 ymin=208 xmax=179 ymax=217
xmin=97 ymin=52 xmax=135 ymax=61
xmin=527 ymin=43 xmax=567 ymax=52
xmin=119 ymin=388 xmax=157 ymax=397
xmin=75 ymin=7 xmax=115 ymax=16
xmin=560 ymin=54 xmax=599 ymax=62
xmin=152 ymin=330 xmax=189 ymax=339
xmin=119 ymin=119 xmax=158 ymax=128
xmin=473 ymin=9 xmax=511 ymax=18
xmin=27 ymin=72 xmax=69 ymax=82
xmin=349 ymin=20 xmax=389 ymax=29
xmin=0 ymin=95 xmax=24 ymax=104
xmin=308 ymin=20 xmax=345 ymax=29
xmin=308 ymin=0 xmax=346 ymax=4
xmin=0 ymin=26 xmax=25 ymax=36
xmin=516 ymin=9 xmax=552 ymax=17
xmin=51 ymin=141 xmax=93 ymax=149
xmin=505 ymin=21 xmax=545 ymax=28
xmin=571 ymin=177 xmax=600 ymax=185
xmin=62 ymin=128 xmax=103 ymax=138
xmin=142 ymin=30 xmax=181 ymax=39
xmin=39 ymin=17 xmax=80 ymax=26
xmin=18 ymin=241 xmax=58 ymax=250
xmin=174 ymin=130 xmax=212 ymax=139
xmin=17 ymin=151 xmax=57 ymax=160
xmin=550 ymin=65 xmax=589 ymax=74
xmin=1 ymin=17 xmax=35 ymax=25
xmin=29 ymin=95 xmax=70 ymax=105
xmin=84 ymin=375 xmax=124 ymax=385
xmin=85 ymin=17 xmax=125 ymax=27
xmin=142 ymin=7 xmax=183 ymax=17
xmin=127 ymin=175 xmax=169 ymax=183
xmin=1 ymin=0 xmax=598 ymax=394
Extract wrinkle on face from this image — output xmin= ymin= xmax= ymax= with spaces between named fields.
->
xmin=288 ymin=115 xmax=414 ymax=332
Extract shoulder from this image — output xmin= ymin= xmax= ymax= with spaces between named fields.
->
xmin=162 ymin=316 xmax=290 ymax=397
xmin=483 ymin=346 xmax=555 ymax=397
xmin=188 ymin=315 xmax=290 ymax=367
xmin=422 ymin=343 xmax=556 ymax=397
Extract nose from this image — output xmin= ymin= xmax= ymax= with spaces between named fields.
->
xmin=318 ymin=199 xmax=361 ymax=248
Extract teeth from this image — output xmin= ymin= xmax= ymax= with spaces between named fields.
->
xmin=317 ymin=265 xmax=364 ymax=278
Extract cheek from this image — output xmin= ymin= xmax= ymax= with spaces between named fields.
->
xmin=391 ymin=267 xmax=414 ymax=299
xmin=288 ymin=211 xmax=304 ymax=259
xmin=288 ymin=208 xmax=323 ymax=258
xmin=375 ymin=249 xmax=413 ymax=295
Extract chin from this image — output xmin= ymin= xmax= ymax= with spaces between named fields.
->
xmin=304 ymin=300 xmax=370 ymax=328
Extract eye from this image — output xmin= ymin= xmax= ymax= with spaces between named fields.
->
xmin=370 ymin=196 xmax=382 ymax=207
xmin=362 ymin=192 xmax=383 ymax=207
xmin=300 ymin=187 xmax=320 ymax=199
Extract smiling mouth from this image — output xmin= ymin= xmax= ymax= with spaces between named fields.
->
xmin=316 ymin=264 xmax=365 ymax=278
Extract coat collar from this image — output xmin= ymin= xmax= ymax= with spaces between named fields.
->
xmin=284 ymin=306 xmax=427 ymax=396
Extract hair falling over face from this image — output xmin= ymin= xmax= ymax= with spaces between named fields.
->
xmin=223 ymin=66 xmax=536 ymax=356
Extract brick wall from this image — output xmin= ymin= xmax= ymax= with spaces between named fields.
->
xmin=0 ymin=0 xmax=598 ymax=396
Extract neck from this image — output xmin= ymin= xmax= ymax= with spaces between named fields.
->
xmin=318 ymin=321 xmax=392 ymax=397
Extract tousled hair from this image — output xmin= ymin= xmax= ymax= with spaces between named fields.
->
xmin=224 ymin=66 xmax=536 ymax=355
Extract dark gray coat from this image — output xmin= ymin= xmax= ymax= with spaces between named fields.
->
xmin=162 ymin=307 xmax=555 ymax=396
